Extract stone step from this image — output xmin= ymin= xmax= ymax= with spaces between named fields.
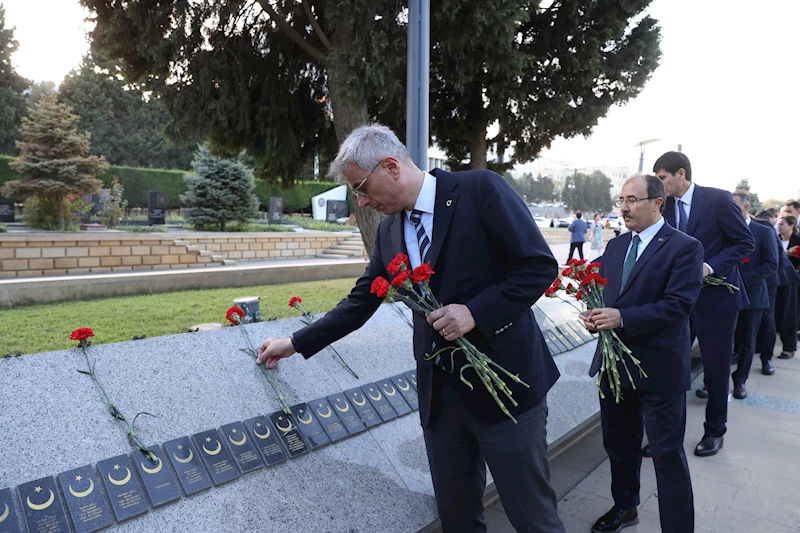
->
xmin=173 ymin=240 xmax=190 ymax=246
xmin=186 ymin=245 xmax=203 ymax=252
xmin=199 ymin=250 xmax=214 ymax=257
xmin=329 ymin=244 xmax=364 ymax=252
xmin=211 ymin=255 xmax=227 ymax=262
xmin=316 ymin=252 xmax=350 ymax=259
xmin=222 ymin=259 xmax=237 ymax=266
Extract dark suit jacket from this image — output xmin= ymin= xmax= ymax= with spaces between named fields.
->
xmin=752 ymin=218 xmax=781 ymax=288
xmin=589 ymin=222 xmax=704 ymax=393
xmin=786 ymin=233 xmax=800 ymax=272
xmin=740 ymin=219 xmax=778 ymax=309
xmin=292 ymin=168 xmax=561 ymax=428
xmin=664 ymin=185 xmax=755 ymax=316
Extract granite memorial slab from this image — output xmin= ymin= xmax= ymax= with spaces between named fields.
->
xmin=403 ymin=370 xmax=418 ymax=390
xmin=162 ymin=436 xmax=213 ymax=496
xmin=552 ymin=327 xmax=576 ymax=350
xmin=17 ymin=476 xmax=70 ymax=533
xmin=219 ymin=421 xmax=264 ymax=474
xmin=558 ymin=323 xmax=585 ymax=347
xmin=242 ymin=416 xmax=289 ymax=465
xmin=130 ymin=447 xmax=181 ymax=508
xmin=0 ymin=487 xmax=23 ymax=533
xmin=268 ymin=411 xmax=310 ymax=457
xmin=391 ymin=374 xmax=419 ymax=411
xmin=309 ymin=397 xmax=349 ymax=442
xmin=361 ymin=383 xmax=398 ymax=422
xmin=191 ymin=430 xmax=240 ymax=486
xmin=326 ymin=393 xmax=366 ymax=435
xmin=56 ymin=464 xmax=113 ymax=533
xmin=291 ymin=403 xmax=331 ymax=449
xmin=345 ymin=387 xmax=382 ymax=428
xmin=377 ymin=378 xmax=412 ymax=416
xmin=96 ymin=454 xmax=149 ymax=523
xmin=543 ymin=330 xmax=567 ymax=353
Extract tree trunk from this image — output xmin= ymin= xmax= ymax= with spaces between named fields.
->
xmin=57 ymin=194 xmax=65 ymax=230
xmin=468 ymin=130 xmax=488 ymax=170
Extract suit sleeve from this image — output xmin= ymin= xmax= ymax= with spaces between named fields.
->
xmin=618 ymin=238 xmax=704 ymax=337
xmin=464 ymin=173 xmax=559 ymax=339
xmin=290 ymin=226 xmax=386 ymax=359
xmin=707 ymin=192 xmax=755 ymax=276
xmin=744 ymin=225 xmax=778 ymax=284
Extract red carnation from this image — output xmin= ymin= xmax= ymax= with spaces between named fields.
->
xmin=226 ymin=306 xmax=244 ymax=324
xmin=566 ymin=283 xmax=575 ymax=293
xmin=575 ymin=291 xmax=583 ymax=300
xmin=588 ymin=261 xmax=601 ymax=271
xmin=391 ymin=269 xmax=411 ymax=287
xmin=370 ymin=277 xmax=390 ymax=298
xmin=597 ymin=277 xmax=609 ymax=286
xmin=411 ymin=264 xmax=435 ymax=284
xmin=741 ymin=257 xmax=750 ymax=264
xmin=288 ymin=296 xmax=302 ymax=308
xmin=545 ymin=288 xmax=556 ymax=297
xmin=70 ymin=328 xmax=95 ymax=342
xmin=794 ymin=247 xmax=800 ymax=258
xmin=387 ymin=253 xmax=410 ymax=275
xmin=561 ymin=267 xmax=573 ymax=276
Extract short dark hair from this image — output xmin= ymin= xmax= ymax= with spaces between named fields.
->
xmin=732 ymin=189 xmax=751 ymax=205
xmin=768 ymin=207 xmax=778 ymax=216
xmin=644 ymin=174 xmax=666 ymax=213
xmin=756 ymin=209 xmax=774 ymax=220
xmin=653 ymin=151 xmax=692 ymax=182
xmin=785 ymin=200 xmax=800 ymax=210
xmin=575 ymin=212 xmax=582 ymax=218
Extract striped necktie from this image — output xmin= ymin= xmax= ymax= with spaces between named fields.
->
xmin=409 ymin=209 xmax=431 ymax=264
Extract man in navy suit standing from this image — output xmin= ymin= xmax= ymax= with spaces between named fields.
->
xmin=655 ymin=151 xmax=755 ymax=457
xmin=731 ymin=190 xmax=778 ymax=398
xmin=256 ymin=125 xmax=565 ymax=532
xmin=582 ymin=175 xmax=702 ymax=533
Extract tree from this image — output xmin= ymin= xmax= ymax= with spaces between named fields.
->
xmin=431 ymin=0 xmax=661 ymax=170
xmin=0 ymin=4 xmax=30 ymax=155
xmin=734 ymin=178 xmax=762 ymax=214
xmin=27 ymin=80 xmax=57 ymax=106
xmin=562 ymin=171 xmax=612 ymax=213
xmin=59 ymin=55 xmax=194 ymax=169
xmin=181 ymin=147 xmax=259 ymax=231
xmin=1 ymin=95 xmax=107 ymax=229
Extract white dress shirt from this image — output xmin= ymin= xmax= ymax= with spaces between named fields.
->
xmin=404 ymin=172 xmax=437 ymax=269
xmin=624 ymin=217 xmax=666 ymax=261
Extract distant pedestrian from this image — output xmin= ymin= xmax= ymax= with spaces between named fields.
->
xmin=589 ymin=213 xmax=603 ymax=259
xmin=567 ymin=212 xmax=587 ymax=261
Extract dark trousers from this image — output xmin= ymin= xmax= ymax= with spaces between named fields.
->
xmin=424 ymin=373 xmax=564 ymax=533
xmin=567 ymin=242 xmax=584 ymax=261
xmin=600 ymin=385 xmax=694 ymax=533
xmin=775 ymin=284 xmax=798 ymax=353
xmin=692 ymin=309 xmax=737 ymax=437
xmin=732 ymin=308 xmax=763 ymax=385
xmin=755 ymin=286 xmax=777 ymax=359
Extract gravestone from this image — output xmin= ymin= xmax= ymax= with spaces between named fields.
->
xmin=268 ymin=197 xmax=282 ymax=225
xmin=325 ymin=199 xmax=348 ymax=222
xmin=0 ymin=196 xmax=15 ymax=223
xmin=147 ymin=191 xmax=167 ymax=225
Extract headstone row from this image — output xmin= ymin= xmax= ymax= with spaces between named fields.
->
xmin=541 ymin=321 xmax=596 ymax=355
xmin=0 ymin=372 xmax=418 ymax=533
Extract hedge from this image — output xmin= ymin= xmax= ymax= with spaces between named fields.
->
xmin=0 ymin=155 xmax=339 ymax=211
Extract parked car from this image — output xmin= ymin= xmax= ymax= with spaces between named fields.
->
xmin=557 ymin=218 xmax=572 ymax=228
xmin=532 ymin=216 xmax=550 ymax=228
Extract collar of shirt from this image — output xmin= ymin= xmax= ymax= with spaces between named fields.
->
xmin=628 ymin=216 xmax=665 ymax=260
xmin=679 ymin=181 xmax=696 ymax=206
xmin=745 ymin=215 xmax=751 ymax=226
xmin=404 ymin=171 xmax=436 ymax=218
xmin=403 ymin=172 xmax=437 ymax=268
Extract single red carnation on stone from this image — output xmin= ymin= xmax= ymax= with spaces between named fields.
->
xmin=387 ymin=253 xmax=410 ymax=275
xmin=288 ymin=296 xmax=302 ymax=308
xmin=70 ymin=328 xmax=95 ymax=341
xmin=226 ymin=306 xmax=244 ymax=324
xmin=370 ymin=277 xmax=390 ymax=297
xmin=411 ymin=264 xmax=435 ymax=284
xmin=391 ymin=269 xmax=411 ymax=287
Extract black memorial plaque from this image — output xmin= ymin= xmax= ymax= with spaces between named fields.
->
xmin=377 ymin=378 xmax=412 ymax=416
xmin=220 ymin=421 xmax=265 ymax=474
xmin=326 ymin=393 xmax=366 ymax=435
xmin=567 ymin=321 xmax=595 ymax=342
xmin=130 ymin=447 xmax=181 ymax=508
xmin=163 ymin=436 xmax=213 ymax=496
xmin=291 ymin=403 xmax=331 ymax=449
xmin=361 ymin=383 xmax=397 ymax=422
xmin=191 ymin=429 xmax=240 ymax=486
xmin=0 ymin=197 xmax=14 ymax=223
xmin=543 ymin=330 xmax=566 ymax=353
xmin=17 ymin=476 xmax=70 ymax=533
xmin=542 ymin=332 xmax=556 ymax=354
xmin=268 ymin=197 xmax=283 ymax=225
xmin=557 ymin=324 xmax=584 ymax=347
xmin=391 ymin=374 xmax=419 ymax=410
xmin=0 ymin=487 xmax=24 ymax=533
xmin=243 ymin=416 xmax=290 ymax=465
xmin=57 ymin=464 xmax=113 ymax=533
xmin=309 ymin=398 xmax=349 ymax=442
xmin=96 ymin=455 xmax=148 ymax=522
xmin=403 ymin=371 xmax=418 ymax=391
xmin=325 ymin=199 xmax=348 ymax=222
xmin=147 ymin=191 xmax=167 ymax=225
xmin=268 ymin=411 xmax=310 ymax=457
xmin=344 ymin=387 xmax=381 ymax=428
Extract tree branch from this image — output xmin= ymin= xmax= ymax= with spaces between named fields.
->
xmin=255 ymin=0 xmax=327 ymax=63
xmin=302 ymin=0 xmax=332 ymax=51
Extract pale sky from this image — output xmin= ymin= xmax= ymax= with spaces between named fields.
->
xmin=5 ymin=0 xmax=799 ymax=200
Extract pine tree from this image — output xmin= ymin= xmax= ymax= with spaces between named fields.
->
xmin=181 ymin=148 xmax=259 ymax=231
xmin=0 ymin=4 xmax=30 ymax=154
xmin=0 ymin=94 xmax=107 ymax=230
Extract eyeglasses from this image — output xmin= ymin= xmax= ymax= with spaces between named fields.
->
xmin=350 ymin=159 xmax=382 ymax=198
xmin=615 ymin=196 xmax=659 ymax=208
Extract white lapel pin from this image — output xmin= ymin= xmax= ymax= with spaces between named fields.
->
xmin=446 ymin=199 xmax=453 ymax=207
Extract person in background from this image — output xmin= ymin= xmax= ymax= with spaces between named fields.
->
xmin=567 ymin=212 xmax=587 ymax=261
xmin=589 ymin=213 xmax=604 ymax=260
xmin=776 ymin=215 xmax=800 ymax=360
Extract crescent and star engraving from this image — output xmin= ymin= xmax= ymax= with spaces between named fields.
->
xmin=296 ymin=409 xmax=313 ymax=425
xmin=397 ymin=379 xmax=411 ymax=391
xmin=26 ymin=488 xmax=55 ymax=511
xmin=350 ymin=392 xmax=367 ymax=406
xmin=173 ymin=447 xmax=194 ymax=464
xmin=368 ymin=388 xmax=383 ymax=401
xmin=409 ymin=374 xmax=417 ymax=386
xmin=253 ymin=423 xmax=271 ymax=439
xmin=275 ymin=417 xmax=294 ymax=432
xmin=202 ymin=438 xmax=222 ymax=456
xmin=382 ymin=383 xmax=397 ymax=396
xmin=334 ymin=398 xmax=350 ymax=413
xmin=228 ymin=429 xmax=247 ymax=446
xmin=0 ymin=503 xmax=9 ymax=522
xmin=68 ymin=477 xmax=94 ymax=498
xmin=141 ymin=457 xmax=163 ymax=475
xmin=107 ymin=465 xmax=132 ymax=486
xmin=316 ymin=404 xmax=333 ymax=418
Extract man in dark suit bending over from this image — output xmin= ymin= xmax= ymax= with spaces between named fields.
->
xmin=581 ymin=175 xmax=703 ymax=533
xmin=256 ymin=125 xmax=565 ymax=533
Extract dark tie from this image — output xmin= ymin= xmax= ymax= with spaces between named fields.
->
xmin=620 ymin=235 xmax=641 ymax=291
xmin=678 ymin=200 xmax=689 ymax=233
xmin=409 ymin=209 xmax=431 ymax=264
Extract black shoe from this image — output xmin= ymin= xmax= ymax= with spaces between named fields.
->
xmin=778 ymin=352 xmax=795 ymax=359
xmin=695 ymin=385 xmax=709 ymax=399
xmin=591 ymin=507 xmax=639 ymax=533
xmin=733 ymin=382 xmax=747 ymax=399
xmin=762 ymin=360 xmax=775 ymax=375
xmin=694 ymin=435 xmax=723 ymax=457
xmin=642 ymin=444 xmax=653 ymax=458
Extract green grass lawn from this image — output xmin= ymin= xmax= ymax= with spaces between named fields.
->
xmin=0 ymin=278 xmax=358 ymax=356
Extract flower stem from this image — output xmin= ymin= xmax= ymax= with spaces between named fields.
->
xmin=235 ymin=323 xmax=293 ymax=415
xmin=297 ymin=305 xmax=359 ymax=379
